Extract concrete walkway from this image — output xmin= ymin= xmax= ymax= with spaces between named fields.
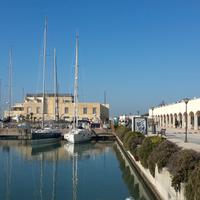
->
xmin=150 ymin=127 xmax=200 ymax=152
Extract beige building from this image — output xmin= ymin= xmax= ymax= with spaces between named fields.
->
xmin=4 ymin=93 xmax=109 ymax=122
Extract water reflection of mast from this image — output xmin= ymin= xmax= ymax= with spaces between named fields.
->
xmin=6 ymin=148 xmax=12 ymax=200
xmin=40 ymin=153 xmax=44 ymax=200
xmin=72 ymin=152 xmax=78 ymax=200
xmin=51 ymin=150 xmax=58 ymax=200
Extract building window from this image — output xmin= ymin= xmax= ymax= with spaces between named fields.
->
xmin=93 ymin=107 xmax=97 ymax=114
xmin=36 ymin=107 xmax=41 ymax=114
xmin=65 ymin=107 xmax=69 ymax=114
xmin=63 ymin=99 xmax=70 ymax=103
xmin=83 ymin=107 xmax=87 ymax=114
xmin=27 ymin=107 xmax=31 ymax=113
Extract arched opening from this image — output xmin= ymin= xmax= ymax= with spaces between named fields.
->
xmin=196 ymin=111 xmax=200 ymax=130
xmin=170 ymin=114 xmax=173 ymax=127
xmin=167 ymin=114 xmax=169 ymax=127
xmin=161 ymin=115 xmax=163 ymax=127
xmin=164 ymin=115 xmax=166 ymax=127
xmin=189 ymin=112 xmax=194 ymax=129
xmin=178 ymin=113 xmax=182 ymax=128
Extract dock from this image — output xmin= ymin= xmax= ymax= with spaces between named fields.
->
xmin=0 ymin=127 xmax=115 ymax=141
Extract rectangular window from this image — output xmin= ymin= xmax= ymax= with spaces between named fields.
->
xmin=63 ymin=99 xmax=70 ymax=103
xmin=65 ymin=107 xmax=69 ymax=114
xmin=83 ymin=107 xmax=87 ymax=114
xmin=93 ymin=107 xmax=97 ymax=114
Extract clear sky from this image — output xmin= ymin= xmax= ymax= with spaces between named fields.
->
xmin=0 ymin=0 xmax=200 ymax=116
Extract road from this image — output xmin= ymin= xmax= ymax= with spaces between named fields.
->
xmin=164 ymin=129 xmax=200 ymax=152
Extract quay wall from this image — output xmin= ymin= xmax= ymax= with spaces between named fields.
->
xmin=116 ymin=136 xmax=185 ymax=200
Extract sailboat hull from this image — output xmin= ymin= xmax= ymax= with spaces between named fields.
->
xmin=32 ymin=129 xmax=61 ymax=144
xmin=64 ymin=129 xmax=92 ymax=144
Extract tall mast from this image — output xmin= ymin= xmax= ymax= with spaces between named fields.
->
xmin=0 ymin=79 xmax=2 ymax=119
xmin=53 ymin=48 xmax=59 ymax=121
xmin=8 ymin=48 xmax=13 ymax=118
xmin=42 ymin=17 xmax=47 ymax=129
xmin=73 ymin=34 xmax=79 ymax=129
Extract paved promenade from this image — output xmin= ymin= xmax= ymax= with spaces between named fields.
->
xmin=152 ymin=127 xmax=200 ymax=152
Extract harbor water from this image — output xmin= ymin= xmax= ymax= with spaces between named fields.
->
xmin=0 ymin=140 xmax=155 ymax=200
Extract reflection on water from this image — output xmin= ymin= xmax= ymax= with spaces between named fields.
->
xmin=0 ymin=140 xmax=154 ymax=200
xmin=113 ymin=144 xmax=155 ymax=200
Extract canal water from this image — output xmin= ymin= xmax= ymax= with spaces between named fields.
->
xmin=0 ymin=140 xmax=155 ymax=200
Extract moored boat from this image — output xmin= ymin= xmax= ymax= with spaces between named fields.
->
xmin=31 ymin=17 xmax=61 ymax=144
xmin=64 ymin=34 xmax=92 ymax=144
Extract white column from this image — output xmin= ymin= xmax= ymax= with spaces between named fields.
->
xmin=194 ymin=114 xmax=198 ymax=131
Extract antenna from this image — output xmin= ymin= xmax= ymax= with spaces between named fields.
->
xmin=104 ymin=90 xmax=106 ymax=105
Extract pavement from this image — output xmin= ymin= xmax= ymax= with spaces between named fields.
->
xmin=149 ymin=127 xmax=200 ymax=152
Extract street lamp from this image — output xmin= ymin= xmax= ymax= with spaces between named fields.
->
xmin=152 ymin=107 xmax=155 ymax=134
xmin=183 ymin=98 xmax=189 ymax=143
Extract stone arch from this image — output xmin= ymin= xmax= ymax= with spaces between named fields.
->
xmin=189 ymin=111 xmax=194 ymax=129
xmin=170 ymin=114 xmax=173 ymax=127
xmin=183 ymin=112 xmax=187 ymax=128
xmin=163 ymin=115 xmax=166 ymax=127
xmin=196 ymin=111 xmax=200 ymax=130
xmin=174 ymin=113 xmax=178 ymax=128
xmin=178 ymin=113 xmax=182 ymax=128
xmin=161 ymin=115 xmax=163 ymax=127
xmin=167 ymin=114 xmax=169 ymax=127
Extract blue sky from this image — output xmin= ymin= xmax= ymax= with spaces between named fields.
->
xmin=0 ymin=0 xmax=200 ymax=116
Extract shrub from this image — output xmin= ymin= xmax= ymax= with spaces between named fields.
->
xmin=138 ymin=136 xmax=164 ymax=168
xmin=167 ymin=149 xmax=200 ymax=192
xmin=127 ymin=132 xmax=145 ymax=160
xmin=185 ymin=161 xmax=200 ymax=200
xmin=115 ymin=126 xmax=130 ymax=140
xmin=123 ymin=131 xmax=134 ymax=144
xmin=147 ymin=140 xmax=180 ymax=177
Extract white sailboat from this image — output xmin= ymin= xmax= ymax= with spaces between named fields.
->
xmin=32 ymin=17 xmax=61 ymax=143
xmin=64 ymin=34 xmax=92 ymax=143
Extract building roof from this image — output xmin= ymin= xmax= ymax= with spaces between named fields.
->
xmin=26 ymin=93 xmax=74 ymax=97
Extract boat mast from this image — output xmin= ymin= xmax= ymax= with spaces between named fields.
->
xmin=53 ymin=48 xmax=59 ymax=121
xmin=73 ymin=34 xmax=79 ymax=129
xmin=8 ymin=48 xmax=13 ymax=118
xmin=42 ymin=17 xmax=47 ymax=129
xmin=0 ymin=79 xmax=2 ymax=119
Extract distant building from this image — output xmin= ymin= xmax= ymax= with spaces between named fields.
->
xmin=149 ymin=97 xmax=200 ymax=131
xmin=4 ymin=93 xmax=109 ymax=123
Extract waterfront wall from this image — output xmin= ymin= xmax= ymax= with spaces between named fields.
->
xmin=127 ymin=151 xmax=185 ymax=200
xmin=117 ymin=136 xmax=185 ymax=200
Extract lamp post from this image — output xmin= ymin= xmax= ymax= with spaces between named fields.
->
xmin=152 ymin=107 xmax=155 ymax=134
xmin=183 ymin=98 xmax=189 ymax=143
